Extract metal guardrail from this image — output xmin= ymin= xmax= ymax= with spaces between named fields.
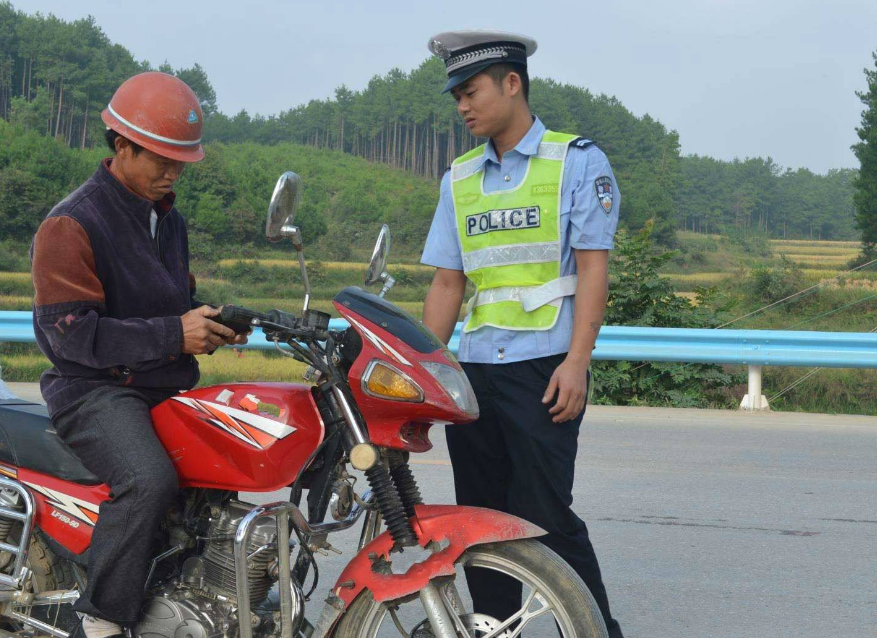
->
xmin=5 ymin=311 xmax=877 ymax=410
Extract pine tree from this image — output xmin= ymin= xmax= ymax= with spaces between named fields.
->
xmin=853 ymin=51 xmax=877 ymax=253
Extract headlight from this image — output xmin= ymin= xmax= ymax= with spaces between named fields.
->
xmin=362 ymin=360 xmax=423 ymax=402
xmin=421 ymin=362 xmax=479 ymax=416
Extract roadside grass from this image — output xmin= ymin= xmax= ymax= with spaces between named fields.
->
xmin=761 ymin=366 xmax=877 ymax=415
xmin=0 ymin=343 xmax=46 ymax=382
xmin=0 ymin=272 xmax=33 ymax=297
xmin=196 ymin=348 xmax=310 ymax=385
xmin=0 ymin=343 xmax=311 ymax=386
xmin=0 ymin=295 xmax=32 ymax=310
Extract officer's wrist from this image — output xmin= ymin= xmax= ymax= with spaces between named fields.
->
xmin=563 ymin=351 xmax=591 ymax=368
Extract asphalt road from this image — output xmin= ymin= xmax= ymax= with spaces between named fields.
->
xmin=7 ymin=383 xmax=877 ymax=637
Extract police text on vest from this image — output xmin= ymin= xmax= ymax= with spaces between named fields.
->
xmin=466 ymin=206 xmax=541 ymax=237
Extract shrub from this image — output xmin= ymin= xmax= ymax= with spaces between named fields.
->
xmin=725 ymin=227 xmax=772 ymax=257
xmin=591 ymin=222 xmax=741 ymax=407
xmin=745 ymin=256 xmax=804 ymax=304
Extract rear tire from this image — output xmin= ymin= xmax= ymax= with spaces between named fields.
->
xmin=0 ymin=532 xmax=79 ymax=633
xmin=333 ymin=538 xmax=608 ymax=638
xmin=27 ymin=532 xmax=78 ymax=592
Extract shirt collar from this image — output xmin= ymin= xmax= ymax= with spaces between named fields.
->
xmin=483 ymin=116 xmax=546 ymax=165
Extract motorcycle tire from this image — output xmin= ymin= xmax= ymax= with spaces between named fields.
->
xmin=332 ymin=538 xmax=608 ymax=638
xmin=0 ymin=532 xmax=78 ymax=633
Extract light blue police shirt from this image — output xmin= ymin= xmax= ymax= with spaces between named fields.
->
xmin=420 ymin=116 xmax=620 ymax=364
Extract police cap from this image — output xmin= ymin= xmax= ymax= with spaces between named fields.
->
xmin=427 ymin=30 xmax=538 ymax=94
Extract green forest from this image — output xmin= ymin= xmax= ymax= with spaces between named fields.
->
xmin=0 ymin=2 xmax=860 ymax=254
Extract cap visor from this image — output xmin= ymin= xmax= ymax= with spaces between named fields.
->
xmin=441 ymin=61 xmax=494 ymax=93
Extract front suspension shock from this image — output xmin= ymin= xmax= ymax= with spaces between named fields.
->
xmin=389 ymin=461 xmax=423 ymax=520
xmin=364 ymin=463 xmax=418 ymax=548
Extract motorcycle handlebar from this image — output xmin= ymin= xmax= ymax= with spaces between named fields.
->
xmin=213 ymin=305 xmax=273 ymax=334
xmin=213 ymin=304 xmax=334 ymax=348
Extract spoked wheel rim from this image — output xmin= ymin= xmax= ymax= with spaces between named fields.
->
xmin=355 ymin=545 xmax=579 ymax=638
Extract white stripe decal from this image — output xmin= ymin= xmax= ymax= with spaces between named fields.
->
xmin=24 ymin=482 xmax=100 ymax=527
xmin=172 ymin=397 xmax=296 ymax=449
xmin=107 ymin=104 xmax=202 ymax=147
xmin=347 ymin=317 xmax=413 ymax=367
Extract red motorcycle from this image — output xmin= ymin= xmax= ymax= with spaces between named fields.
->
xmin=0 ymin=173 xmax=606 ymax=637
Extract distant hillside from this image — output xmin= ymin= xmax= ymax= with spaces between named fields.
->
xmin=0 ymin=119 xmax=439 ymax=259
xmin=0 ymin=1 xmax=859 ymax=245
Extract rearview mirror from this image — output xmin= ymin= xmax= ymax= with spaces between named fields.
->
xmin=265 ymin=172 xmax=302 ymax=240
xmin=365 ymin=225 xmax=396 ymax=298
xmin=365 ymin=225 xmax=390 ymax=286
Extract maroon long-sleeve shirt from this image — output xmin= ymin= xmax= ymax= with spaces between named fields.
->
xmin=31 ymin=159 xmax=200 ymax=415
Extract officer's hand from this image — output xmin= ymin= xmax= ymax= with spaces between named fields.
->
xmin=542 ymin=356 xmax=589 ymax=423
xmin=181 ymin=306 xmax=236 ymax=354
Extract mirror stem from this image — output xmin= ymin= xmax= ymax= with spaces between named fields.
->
xmin=297 ymin=248 xmax=311 ymax=313
xmin=379 ymin=273 xmax=395 ymax=298
xmin=289 ymin=226 xmax=311 ymax=314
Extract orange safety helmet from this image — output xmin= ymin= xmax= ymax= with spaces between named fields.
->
xmin=101 ymin=72 xmax=205 ymax=163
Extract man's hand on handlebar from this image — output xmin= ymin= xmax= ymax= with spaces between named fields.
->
xmin=181 ymin=306 xmax=249 ymax=354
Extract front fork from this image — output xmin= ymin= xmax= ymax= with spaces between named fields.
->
xmin=358 ymin=458 xmax=467 ymax=638
xmin=325 ymin=379 xmax=465 ymax=635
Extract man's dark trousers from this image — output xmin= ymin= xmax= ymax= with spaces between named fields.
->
xmin=52 ymin=386 xmax=179 ymax=624
xmin=446 ymin=353 xmax=623 ymax=638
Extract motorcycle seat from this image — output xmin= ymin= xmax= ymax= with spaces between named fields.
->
xmin=0 ymin=402 xmax=102 ymax=485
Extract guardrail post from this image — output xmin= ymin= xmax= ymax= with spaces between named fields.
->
xmin=740 ymin=365 xmax=769 ymax=411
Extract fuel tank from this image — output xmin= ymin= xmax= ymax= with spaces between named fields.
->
xmin=150 ymin=383 xmax=324 ymax=492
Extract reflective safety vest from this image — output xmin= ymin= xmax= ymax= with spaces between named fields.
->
xmin=452 ymin=130 xmax=580 ymax=333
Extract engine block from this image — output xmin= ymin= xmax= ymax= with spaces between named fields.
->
xmin=201 ymin=500 xmax=277 ymax=604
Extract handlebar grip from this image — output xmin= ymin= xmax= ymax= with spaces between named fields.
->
xmin=214 ymin=305 xmax=270 ymax=334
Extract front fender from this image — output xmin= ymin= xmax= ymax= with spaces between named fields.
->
xmin=332 ymin=504 xmax=545 ymax=606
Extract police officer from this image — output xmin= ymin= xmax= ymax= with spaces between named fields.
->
xmin=420 ymin=30 xmax=624 ymax=637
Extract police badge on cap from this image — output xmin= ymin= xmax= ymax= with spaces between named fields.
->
xmin=427 ymin=30 xmax=538 ymax=94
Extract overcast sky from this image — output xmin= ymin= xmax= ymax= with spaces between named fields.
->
xmin=21 ymin=0 xmax=877 ymax=173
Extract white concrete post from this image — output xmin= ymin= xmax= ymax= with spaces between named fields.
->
xmin=740 ymin=365 xmax=769 ymax=410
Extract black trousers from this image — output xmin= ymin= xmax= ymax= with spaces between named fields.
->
xmin=52 ymin=386 xmax=179 ymax=624
xmin=446 ymin=354 xmax=623 ymax=638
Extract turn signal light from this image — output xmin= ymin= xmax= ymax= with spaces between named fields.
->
xmin=363 ymin=360 xmax=424 ymax=402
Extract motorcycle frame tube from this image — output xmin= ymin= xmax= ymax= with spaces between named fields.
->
xmin=5 ymin=609 xmax=69 ymax=638
xmin=329 ymin=385 xmax=368 ymax=446
xmin=0 ymin=475 xmax=35 ymax=588
xmin=0 ymin=590 xmax=80 ymax=605
xmin=234 ymin=502 xmax=302 ymax=638
xmin=233 ymin=494 xmax=374 ymax=638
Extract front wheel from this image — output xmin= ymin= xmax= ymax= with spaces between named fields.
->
xmin=333 ymin=538 xmax=608 ymax=638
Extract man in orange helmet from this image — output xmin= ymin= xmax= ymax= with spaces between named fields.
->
xmin=30 ymin=72 xmax=245 ymax=638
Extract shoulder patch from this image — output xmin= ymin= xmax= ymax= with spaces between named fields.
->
xmin=571 ymin=137 xmax=595 ymax=150
xmin=594 ymin=176 xmax=614 ymax=215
